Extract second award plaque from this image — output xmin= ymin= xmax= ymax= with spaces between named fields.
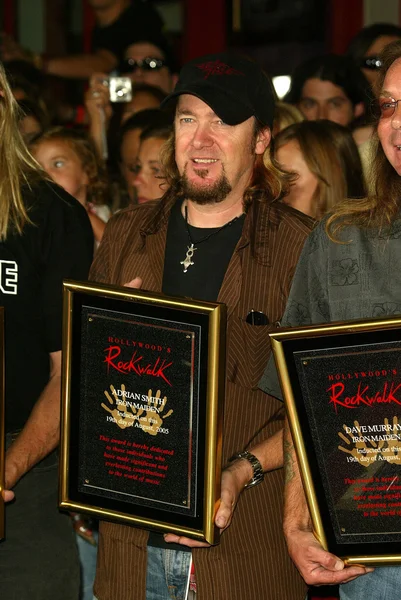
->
xmin=270 ymin=317 xmax=401 ymax=566
xmin=60 ymin=281 xmax=226 ymax=544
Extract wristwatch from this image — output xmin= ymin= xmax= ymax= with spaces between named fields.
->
xmin=230 ymin=450 xmax=264 ymax=488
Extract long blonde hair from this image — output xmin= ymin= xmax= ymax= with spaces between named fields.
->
xmin=0 ymin=61 xmax=43 ymax=240
xmin=273 ymin=102 xmax=304 ymax=135
xmin=326 ymin=40 xmax=401 ymax=239
xmin=275 ymin=121 xmax=357 ymax=220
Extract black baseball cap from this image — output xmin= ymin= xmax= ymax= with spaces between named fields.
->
xmin=161 ymin=52 xmax=276 ymax=128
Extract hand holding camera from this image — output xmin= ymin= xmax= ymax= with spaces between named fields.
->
xmin=86 ymin=73 xmax=114 ymax=160
xmin=87 ymin=73 xmax=113 ymax=116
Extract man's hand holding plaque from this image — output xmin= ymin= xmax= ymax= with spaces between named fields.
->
xmin=163 ymin=457 xmax=252 ymax=548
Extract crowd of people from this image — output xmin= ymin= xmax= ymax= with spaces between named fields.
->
xmin=1 ymin=1 xmax=401 ymax=598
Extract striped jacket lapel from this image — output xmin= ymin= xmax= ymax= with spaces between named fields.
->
xmin=217 ymin=200 xmax=264 ymax=315
xmin=138 ymin=196 xmax=174 ymax=291
xmin=217 ymin=248 xmax=242 ymax=316
xmin=146 ymin=227 xmax=167 ymax=291
xmin=217 ymin=209 xmax=252 ymax=315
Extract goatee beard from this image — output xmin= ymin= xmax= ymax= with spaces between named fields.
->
xmin=180 ymin=168 xmax=232 ymax=205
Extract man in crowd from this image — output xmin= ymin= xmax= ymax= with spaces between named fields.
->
xmin=90 ymin=52 xmax=313 ymax=599
xmin=260 ymin=40 xmax=401 ymax=600
xmin=285 ymin=54 xmax=371 ymax=127
xmin=1 ymin=0 xmax=164 ymax=79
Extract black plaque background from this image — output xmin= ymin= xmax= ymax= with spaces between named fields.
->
xmin=67 ymin=292 xmax=210 ymax=532
xmin=283 ymin=328 xmax=401 ymax=558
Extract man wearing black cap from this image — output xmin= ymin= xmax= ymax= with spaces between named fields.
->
xmin=90 ymin=52 xmax=313 ymax=600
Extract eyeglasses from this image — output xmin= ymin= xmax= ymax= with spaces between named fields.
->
xmin=120 ymin=57 xmax=166 ymax=73
xmin=373 ymin=97 xmax=401 ymax=119
xmin=361 ymin=56 xmax=382 ymax=70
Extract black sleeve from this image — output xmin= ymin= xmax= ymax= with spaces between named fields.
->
xmin=38 ymin=183 xmax=94 ymax=352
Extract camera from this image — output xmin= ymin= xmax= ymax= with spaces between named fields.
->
xmin=109 ymin=77 xmax=133 ymax=103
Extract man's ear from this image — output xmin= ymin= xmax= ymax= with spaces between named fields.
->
xmin=353 ymin=102 xmax=365 ymax=119
xmin=255 ymin=126 xmax=271 ymax=155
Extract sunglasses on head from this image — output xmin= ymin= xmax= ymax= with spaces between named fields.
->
xmin=361 ymin=56 xmax=382 ymax=70
xmin=120 ymin=57 xmax=166 ymax=73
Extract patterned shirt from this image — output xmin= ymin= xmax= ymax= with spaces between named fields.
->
xmin=259 ymin=216 xmax=401 ymax=398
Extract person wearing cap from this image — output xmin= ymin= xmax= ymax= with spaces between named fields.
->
xmin=90 ymin=52 xmax=313 ymax=600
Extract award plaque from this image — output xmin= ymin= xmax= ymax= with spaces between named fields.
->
xmin=0 ymin=309 xmax=4 ymax=541
xmin=59 ymin=281 xmax=225 ymax=544
xmin=270 ymin=317 xmax=401 ymax=566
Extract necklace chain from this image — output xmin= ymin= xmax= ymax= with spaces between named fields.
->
xmin=180 ymin=204 xmax=240 ymax=273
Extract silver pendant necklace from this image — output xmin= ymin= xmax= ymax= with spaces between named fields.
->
xmin=180 ymin=205 xmax=239 ymax=273
xmin=181 ymin=242 xmax=197 ymax=273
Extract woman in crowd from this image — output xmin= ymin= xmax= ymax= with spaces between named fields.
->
xmin=133 ymin=122 xmax=172 ymax=203
xmin=31 ymin=127 xmax=111 ymax=245
xmin=274 ymin=119 xmax=365 ymax=219
xmin=116 ymin=108 xmax=173 ymax=207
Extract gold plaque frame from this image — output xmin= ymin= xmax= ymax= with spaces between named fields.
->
xmin=271 ymin=316 xmax=401 ymax=566
xmin=59 ymin=281 xmax=225 ymax=544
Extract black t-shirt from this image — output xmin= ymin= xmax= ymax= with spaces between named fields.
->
xmin=162 ymin=199 xmax=245 ymax=302
xmin=148 ymin=199 xmax=244 ymax=550
xmin=4 ymin=180 xmax=93 ymax=432
xmin=92 ymin=1 xmax=164 ymax=64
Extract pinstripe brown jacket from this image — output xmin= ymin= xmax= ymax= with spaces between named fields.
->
xmin=90 ymin=193 xmax=313 ymax=600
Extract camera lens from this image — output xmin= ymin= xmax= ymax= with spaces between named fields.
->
xmin=116 ymin=85 xmax=128 ymax=97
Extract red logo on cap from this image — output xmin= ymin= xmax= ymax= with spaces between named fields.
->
xmin=197 ymin=59 xmax=244 ymax=79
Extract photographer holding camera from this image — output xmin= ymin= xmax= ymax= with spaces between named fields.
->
xmin=85 ymin=36 xmax=177 ymax=159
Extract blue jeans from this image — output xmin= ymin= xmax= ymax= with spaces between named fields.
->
xmin=340 ymin=568 xmax=401 ymax=600
xmin=77 ymin=528 xmax=98 ymax=600
xmin=146 ymin=547 xmax=192 ymax=600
